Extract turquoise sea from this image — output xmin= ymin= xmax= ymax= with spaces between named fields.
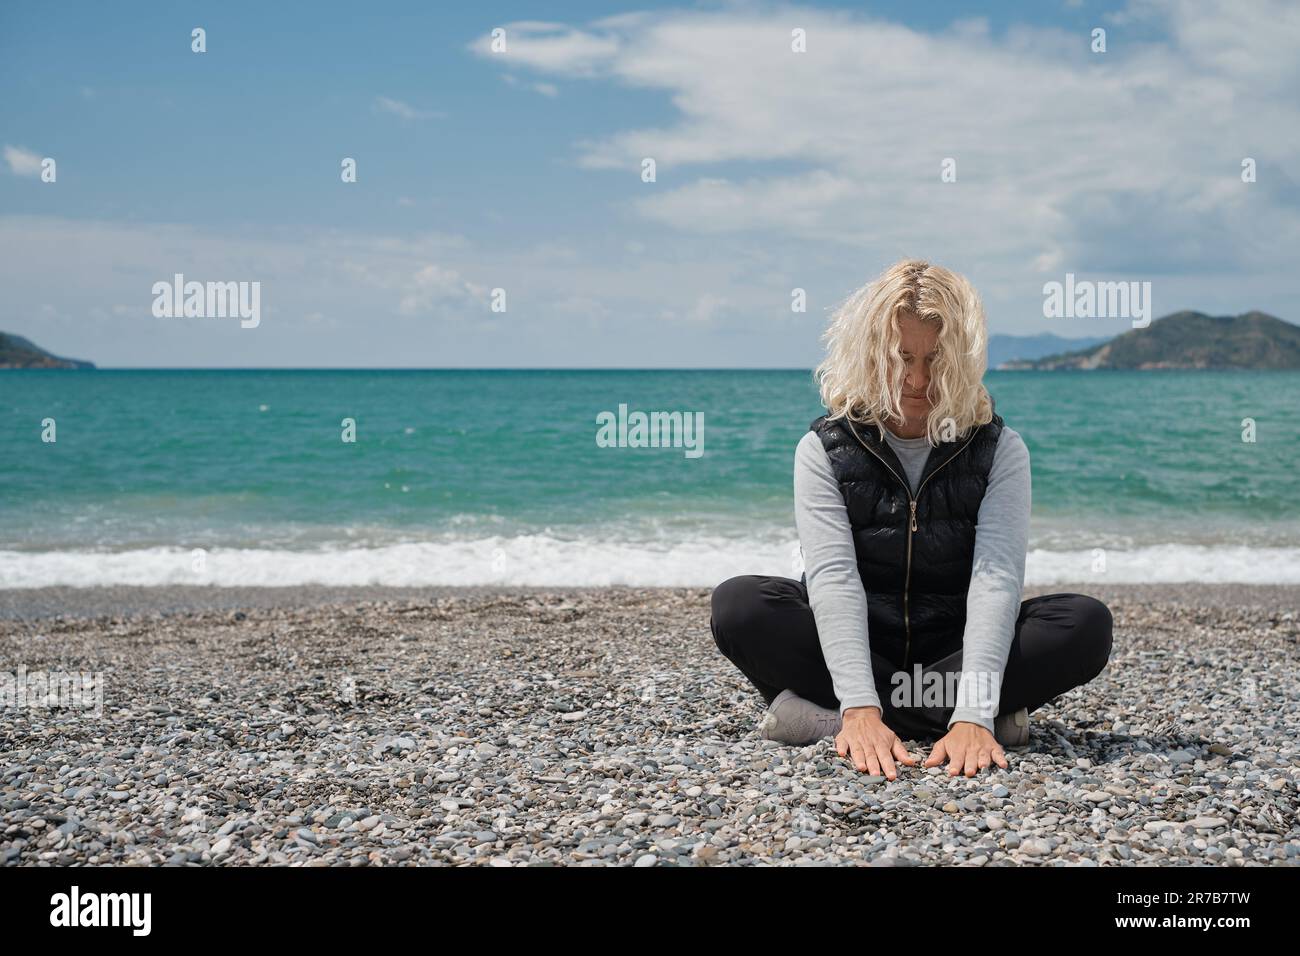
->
xmin=2 ymin=369 xmax=1297 ymax=586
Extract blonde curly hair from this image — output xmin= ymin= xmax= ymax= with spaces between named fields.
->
xmin=813 ymin=258 xmax=994 ymax=446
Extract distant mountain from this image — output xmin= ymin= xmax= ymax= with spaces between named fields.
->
xmin=0 ymin=332 xmax=96 ymax=369
xmin=988 ymin=333 xmax=1112 ymax=369
xmin=1000 ymin=311 xmax=1300 ymax=370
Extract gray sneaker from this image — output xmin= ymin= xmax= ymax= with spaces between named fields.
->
xmin=758 ymin=689 xmax=843 ymax=744
xmin=993 ymin=707 xmax=1030 ymax=748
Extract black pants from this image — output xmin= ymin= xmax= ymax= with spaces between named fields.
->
xmin=710 ymin=575 xmax=1114 ymax=742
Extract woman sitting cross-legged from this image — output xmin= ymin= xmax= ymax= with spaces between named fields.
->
xmin=710 ymin=258 xmax=1114 ymax=779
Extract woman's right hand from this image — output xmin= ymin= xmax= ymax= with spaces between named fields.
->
xmin=836 ymin=706 xmax=917 ymax=780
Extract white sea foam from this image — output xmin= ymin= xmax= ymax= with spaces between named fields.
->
xmin=1 ymin=537 xmax=1298 ymax=587
xmin=1025 ymin=544 xmax=1300 ymax=584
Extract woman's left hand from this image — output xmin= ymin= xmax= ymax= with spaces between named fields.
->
xmin=922 ymin=721 xmax=1009 ymax=777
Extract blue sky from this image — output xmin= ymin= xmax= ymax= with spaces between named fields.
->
xmin=2 ymin=0 xmax=1297 ymax=366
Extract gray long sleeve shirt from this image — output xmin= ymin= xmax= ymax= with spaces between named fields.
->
xmin=792 ymin=422 xmax=1031 ymax=734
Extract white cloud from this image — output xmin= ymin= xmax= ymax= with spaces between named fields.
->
xmin=471 ymin=20 xmax=626 ymax=77
xmin=472 ymin=1 xmax=1300 ymax=275
xmin=373 ymin=96 xmax=443 ymax=121
xmin=0 ymin=216 xmax=819 ymax=365
xmin=685 ymin=292 xmax=728 ymax=324
xmin=631 ymin=171 xmax=860 ymax=235
xmin=4 ymin=145 xmax=43 ymax=177
xmin=2 ymin=1 xmax=1298 ymax=367
xmin=397 ymin=264 xmax=483 ymax=316
xmin=501 ymin=74 xmax=562 ymax=97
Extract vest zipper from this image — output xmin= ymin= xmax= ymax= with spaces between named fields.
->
xmin=844 ymin=418 xmax=981 ymax=670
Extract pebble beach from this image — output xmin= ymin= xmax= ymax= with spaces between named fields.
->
xmin=1 ymin=583 xmax=1297 ymax=867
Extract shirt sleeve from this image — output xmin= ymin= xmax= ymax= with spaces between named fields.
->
xmin=793 ymin=431 xmax=882 ymax=715
xmin=947 ymin=427 xmax=1032 ymax=734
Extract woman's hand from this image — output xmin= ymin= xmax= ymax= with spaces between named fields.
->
xmin=923 ymin=721 xmax=1008 ymax=776
xmin=835 ymin=706 xmax=917 ymax=780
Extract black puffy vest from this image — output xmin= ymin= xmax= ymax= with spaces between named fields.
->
xmin=807 ymin=404 xmax=1004 ymax=670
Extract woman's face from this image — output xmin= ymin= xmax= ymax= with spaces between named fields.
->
xmin=897 ymin=311 xmax=939 ymax=419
